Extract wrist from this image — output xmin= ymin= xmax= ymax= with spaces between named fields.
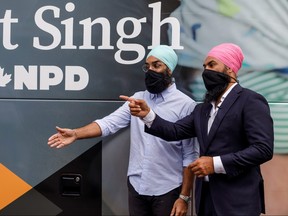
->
xmin=179 ymin=194 xmax=191 ymax=204
xmin=142 ymin=109 xmax=155 ymax=122
xmin=73 ymin=129 xmax=78 ymax=140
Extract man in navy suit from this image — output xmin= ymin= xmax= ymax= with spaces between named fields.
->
xmin=120 ymin=43 xmax=274 ymax=216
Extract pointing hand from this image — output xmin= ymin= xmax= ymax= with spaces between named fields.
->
xmin=119 ymin=95 xmax=150 ymax=118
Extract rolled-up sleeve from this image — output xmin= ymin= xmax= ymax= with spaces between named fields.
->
xmin=95 ymin=102 xmax=131 ymax=137
xmin=182 ymin=137 xmax=199 ymax=167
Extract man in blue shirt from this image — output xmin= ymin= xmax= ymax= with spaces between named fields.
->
xmin=48 ymin=45 xmax=199 ymax=216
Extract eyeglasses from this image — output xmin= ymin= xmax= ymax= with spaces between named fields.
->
xmin=142 ymin=61 xmax=166 ymax=72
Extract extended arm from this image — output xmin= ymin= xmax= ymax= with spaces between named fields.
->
xmin=144 ymin=113 xmax=196 ymax=141
xmin=47 ymin=122 xmax=102 ymax=148
xmin=119 ymin=95 xmax=196 ymax=141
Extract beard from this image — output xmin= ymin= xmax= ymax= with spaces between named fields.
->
xmin=203 ymin=68 xmax=230 ymax=103
xmin=203 ymin=83 xmax=228 ymax=103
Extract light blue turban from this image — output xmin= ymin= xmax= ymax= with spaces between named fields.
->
xmin=146 ymin=45 xmax=178 ymax=72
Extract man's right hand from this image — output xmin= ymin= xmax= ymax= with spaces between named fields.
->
xmin=119 ymin=95 xmax=150 ymax=118
xmin=47 ymin=126 xmax=77 ymax=148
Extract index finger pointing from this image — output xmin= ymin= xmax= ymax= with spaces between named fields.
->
xmin=119 ymin=95 xmax=135 ymax=103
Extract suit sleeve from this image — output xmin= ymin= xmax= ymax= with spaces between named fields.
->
xmin=221 ymin=92 xmax=274 ymax=176
xmin=145 ymin=112 xmax=197 ymax=141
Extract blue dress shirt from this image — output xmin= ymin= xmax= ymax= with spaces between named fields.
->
xmin=95 ymin=83 xmax=199 ymax=196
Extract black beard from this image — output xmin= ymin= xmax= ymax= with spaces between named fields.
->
xmin=203 ymin=83 xmax=228 ymax=103
xmin=202 ymin=68 xmax=232 ymax=103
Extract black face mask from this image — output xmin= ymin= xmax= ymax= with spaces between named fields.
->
xmin=145 ymin=69 xmax=172 ymax=94
xmin=202 ymin=69 xmax=232 ymax=103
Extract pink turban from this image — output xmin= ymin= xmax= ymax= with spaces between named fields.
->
xmin=207 ymin=43 xmax=244 ymax=74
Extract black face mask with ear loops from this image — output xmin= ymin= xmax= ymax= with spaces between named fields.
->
xmin=202 ymin=69 xmax=231 ymax=91
xmin=202 ymin=69 xmax=235 ymax=103
xmin=145 ymin=69 xmax=172 ymax=94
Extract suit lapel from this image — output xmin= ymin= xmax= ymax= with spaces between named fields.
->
xmin=200 ymin=103 xmax=212 ymax=153
xmin=205 ymin=85 xmax=242 ymax=151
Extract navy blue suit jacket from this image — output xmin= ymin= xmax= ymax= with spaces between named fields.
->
xmin=145 ymin=84 xmax=274 ymax=215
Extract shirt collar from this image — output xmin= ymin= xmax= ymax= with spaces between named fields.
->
xmin=149 ymin=83 xmax=176 ymax=101
xmin=222 ymin=82 xmax=237 ymax=100
xmin=211 ymin=82 xmax=238 ymax=109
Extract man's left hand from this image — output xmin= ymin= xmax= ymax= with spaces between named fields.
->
xmin=188 ymin=156 xmax=214 ymax=177
xmin=170 ymin=198 xmax=188 ymax=216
